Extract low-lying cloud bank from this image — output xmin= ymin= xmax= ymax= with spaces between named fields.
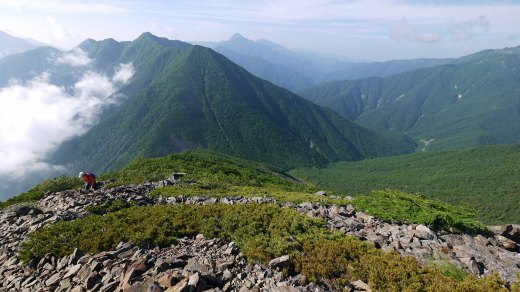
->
xmin=0 ymin=50 xmax=134 ymax=200
xmin=55 ymin=47 xmax=92 ymax=66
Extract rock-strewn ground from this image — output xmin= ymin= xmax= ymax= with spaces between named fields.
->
xmin=1 ymin=181 xmax=519 ymax=291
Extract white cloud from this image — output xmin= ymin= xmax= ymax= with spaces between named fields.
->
xmin=391 ymin=18 xmax=443 ymax=43
xmin=0 ymin=63 xmax=133 ymax=178
xmin=1 ymin=0 xmax=520 ymax=60
xmin=0 ymin=0 xmax=129 ymax=14
xmin=74 ymin=72 xmax=115 ymax=103
xmin=47 ymin=16 xmax=66 ymax=40
xmin=450 ymin=15 xmax=490 ymax=41
xmin=46 ymin=16 xmax=79 ymax=49
xmin=390 ymin=15 xmax=491 ymax=44
xmin=56 ymin=47 xmax=92 ymax=66
xmin=112 ymin=63 xmax=134 ymax=84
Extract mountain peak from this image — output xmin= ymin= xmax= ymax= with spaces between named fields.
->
xmin=78 ymin=38 xmax=96 ymax=46
xmin=49 ymin=35 xmax=415 ymax=171
xmin=133 ymin=32 xmax=191 ymax=49
xmin=138 ymin=31 xmax=155 ymax=38
xmin=229 ymin=33 xmax=247 ymax=41
xmin=226 ymin=33 xmax=257 ymax=46
xmin=0 ymin=30 xmax=42 ymax=59
xmin=136 ymin=31 xmax=159 ymax=42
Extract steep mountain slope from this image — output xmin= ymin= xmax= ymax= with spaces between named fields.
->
xmin=0 ymin=46 xmax=62 ymax=86
xmin=212 ymin=46 xmax=315 ymax=91
xmin=211 ymin=33 xmax=321 ymax=91
xmin=48 ymin=33 xmax=415 ymax=172
xmin=300 ymin=45 xmax=520 ymax=151
xmin=208 ymin=34 xmax=452 ymax=91
xmin=0 ymin=31 xmax=44 ymax=59
xmin=0 ymin=38 xmax=127 ymax=87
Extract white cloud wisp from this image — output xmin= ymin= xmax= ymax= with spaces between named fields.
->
xmin=112 ymin=63 xmax=135 ymax=83
xmin=56 ymin=47 xmax=92 ymax=66
xmin=0 ymin=63 xmax=134 ymax=178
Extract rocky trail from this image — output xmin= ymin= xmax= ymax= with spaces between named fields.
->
xmin=1 ymin=179 xmax=519 ymax=291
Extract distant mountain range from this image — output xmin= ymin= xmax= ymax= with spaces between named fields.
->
xmin=4 ymin=30 xmax=519 ymax=199
xmin=299 ymin=46 xmax=520 ymax=151
xmin=202 ymin=33 xmax=453 ymax=91
xmin=0 ymin=31 xmax=46 ymax=59
xmin=0 ymin=32 xmax=415 ymax=176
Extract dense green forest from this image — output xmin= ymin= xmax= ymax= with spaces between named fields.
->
xmin=291 ymin=144 xmax=520 ymax=224
xmin=48 ymin=33 xmax=415 ymax=173
xmin=299 ymin=46 xmax=520 ymax=152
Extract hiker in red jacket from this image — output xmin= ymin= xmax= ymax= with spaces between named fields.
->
xmin=79 ymin=172 xmax=97 ymax=191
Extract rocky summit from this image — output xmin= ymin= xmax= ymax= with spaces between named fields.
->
xmin=1 ymin=178 xmax=520 ymax=291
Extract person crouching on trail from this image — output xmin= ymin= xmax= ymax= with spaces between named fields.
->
xmin=79 ymin=172 xmax=97 ymax=191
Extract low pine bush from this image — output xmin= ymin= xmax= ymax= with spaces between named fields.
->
xmin=152 ymin=185 xmax=350 ymax=205
xmin=111 ymin=150 xmax=314 ymax=193
xmin=84 ymin=199 xmax=137 ymax=215
xmin=20 ymin=204 xmax=506 ymax=291
xmin=352 ymin=190 xmax=486 ymax=233
xmin=512 ymin=274 xmax=520 ymax=292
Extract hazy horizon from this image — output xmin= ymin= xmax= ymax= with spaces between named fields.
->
xmin=0 ymin=0 xmax=519 ymax=62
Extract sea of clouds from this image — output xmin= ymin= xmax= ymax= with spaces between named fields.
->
xmin=0 ymin=48 xmax=134 ymax=200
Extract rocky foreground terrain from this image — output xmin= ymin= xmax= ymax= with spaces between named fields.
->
xmin=1 ymin=178 xmax=519 ymax=291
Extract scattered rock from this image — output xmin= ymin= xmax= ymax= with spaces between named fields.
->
xmin=1 ymin=179 xmax=519 ymax=290
xmin=348 ymin=279 xmax=372 ymax=291
xmin=502 ymin=224 xmax=520 ymax=244
xmin=496 ymin=235 xmax=519 ymax=251
xmin=15 ymin=206 xmax=43 ymax=216
xmin=269 ymin=255 xmax=291 ymax=270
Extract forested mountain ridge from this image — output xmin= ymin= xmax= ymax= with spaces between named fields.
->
xmin=300 ymin=44 xmax=520 ymax=151
xmin=207 ymin=33 xmax=453 ymax=91
xmin=46 ymin=32 xmax=416 ymax=172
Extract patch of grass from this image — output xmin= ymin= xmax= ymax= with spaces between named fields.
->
xmin=512 ymin=274 xmax=520 ymax=291
xmin=20 ymin=204 xmax=506 ymax=291
xmin=151 ymin=185 xmax=351 ymax=205
xmin=0 ymin=176 xmax=81 ymax=209
xmin=3 ymin=150 xmax=316 ymax=209
xmin=428 ymin=258 xmax=469 ymax=281
xmin=110 ymin=150 xmax=315 ymax=192
xmin=85 ymin=199 xmax=138 ymax=215
xmin=352 ymin=190 xmax=486 ymax=233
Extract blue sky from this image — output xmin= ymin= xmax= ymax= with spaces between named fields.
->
xmin=0 ymin=0 xmax=519 ymax=61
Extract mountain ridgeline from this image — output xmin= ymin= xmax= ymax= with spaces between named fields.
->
xmin=0 ymin=31 xmax=43 ymax=59
xmin=45 ymin=33 xmax=415 ymax=172
xmin=209 ymin=33 xmax=453 ymax=91
xmin=300 ymin=46 xmax=520 ymax=151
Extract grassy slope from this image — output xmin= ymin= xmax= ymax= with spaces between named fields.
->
xmin=7 ymin=150 xmax=509 ymax=290
xmin=3 ymin=150 xmax=483 ymax=232
xmin=1 ymin=150 xmax=314 ymax=208
xmin=291 ymin=144 xmax=520 ymax=224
